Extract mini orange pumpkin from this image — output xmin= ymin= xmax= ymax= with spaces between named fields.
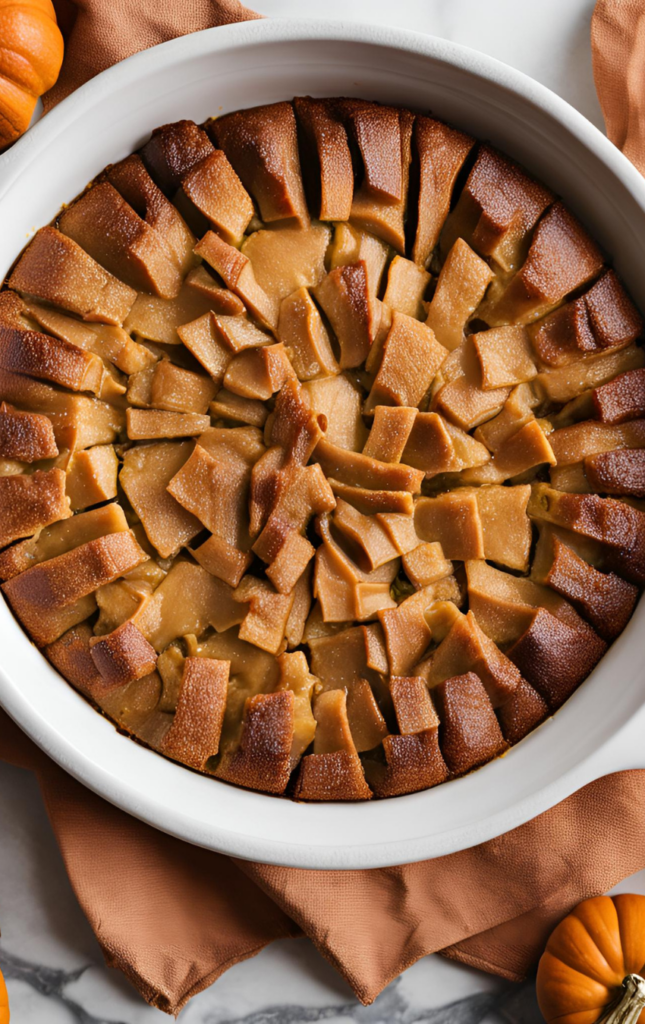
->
xmin=537 ymin=894 xmax=645 ymax=1024
xmin=0 ymin=0 xmax=63 ymax=148
xmin=0 ymin=964 xmax=8 ymax=1024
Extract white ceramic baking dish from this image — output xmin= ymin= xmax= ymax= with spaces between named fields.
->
xmin=1 ymin=19 xmax=644 ymax=870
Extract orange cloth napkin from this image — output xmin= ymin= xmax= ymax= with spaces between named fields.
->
xmin=591 ymin=0 xmax=645 ymax=175
xmin=2 ymin=0 xmax=645 ymax=1014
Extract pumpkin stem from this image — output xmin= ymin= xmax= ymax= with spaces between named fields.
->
xmin=597 ymin=975 xmax=645 ymax=1024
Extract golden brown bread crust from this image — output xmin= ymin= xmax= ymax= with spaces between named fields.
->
xmin=425 ymin=610 xmax=521 ymax=708
xmin=496 ymin=676 xmax=549 ymax=745
xmin=348 ymin=107 xmax=414 ymax=253
xmin=410 ymin=115 xmax=474 ymax=268
xmin=529 ymin=271 xmax=642 ymax=367
xmin=335 ymin=98 xmax=402 ymax=202
xmin=534 ymin=532 xmax=638 ymax=640
xmin=0 ymin=468 xmax=70 ymax=549
xmin=427 ymin=238 xmax=493 ymax=352
xmin=293 ymin=96 xmax=354 ymax=222
xmin=293 ymin=749 xmax=372 ymax=801
xmin=534 ymin=342 xmax=645 ymax=405
xmin=0 ymin=326 xmax=104 ymax=393
xmin=364 ymin=729 xmax=449 ymax=797
xmin=277 ymin=286 xmax=338 ymax=382
xmin=235 ymin=575 xmax=295 ymax=654
xmin=0 ymin=367 xmax=124 ymax=452
xmin=178 ymin=150 xmax=254 ymax=246
xmin=548 ymin=418 xmax=645 ymax=467
xmin=529 ymin=485 xmax=645 ymax=585
xmin=415 ymin=490 xmax=485 ymax=561
xmin=211 ymin=101 xmax=309 ymax=227
xmin=312 ymin=686 xmax=357 ymax=754
xmin=58 ymin=182 xmax=184 ymax=299
xmin=592 ymin=369 xmax=645 ymax=424
xmin=120 ymin=441 xmax=202 ymax=559
xmin=381 ymin=255 xmax=430 ymax=321
xmin=0 ymin=402 xmax=58 ymax=462
xmin=332 ymin=497 xmax=400 ymax=572
xmin=126 ymin=407 xmax=211 ymax=440
xmin=0 ymin=503 xmax=129 ymax=583
xmin=530 ymin=301 xmax=595 ymax=366
xmin=47 ymin=627 xmax=164 ymax=739
xmin=184 ymin=266 xmax=246 ymax=316
xmin=168 ymin=437 xmax=257 ymax=581
xmin=215 ymin=690 xmax=295 ymax=794
xmin=105 ymin=153 xmax=196 ymax=274
xmin=2 ymin=531 xmax=146 ymax=646
xmin=401 ymin=541 xmax=452 ymax=588
xmin=224 ymin=342 xmax=295 ymax=401
xmin=160 ymin=656 xmax=229 ymax=770
xmin=378 ymin=589 xmax=433 ymax=677
xmin=366 ymin=312 xmax=447 ymax=411
xmin=140 ymin=120 xmax=215 ymax=194
xmin=0 ymin=290 xmax=28 ymax=327
xmin=401 ymin=412 xmax=486 ymax=479
xmin=523 ymin=203 xmax=605 ymax=300
xmin=194 ymin=231 xmax=278 ymax=330
xmin=345 ymin=677 xmax=388 ymax=752
xmin=314 ymin=436 xmax=424 ymax=494
xmin=442 ymin=144 xmax=553 ymax=270
xmin=507 ymin=608 xmax=607 ymax=709
xmin=255 ymin=467 xmax=331 ymax=585
xmin=270 ymin=378 xmax=326 ymax=464
xmin=434 ymin=671 xmax=508 ymax=776
xmin=45 ymin=622 xmax=104 ymax=699
xmin=314 ymin=261 xmax=374 ymax=369
xmin=584 ymin=448 xmax=645 ymax=497
xmin=467 ymin=146 xmax=553 ymax=244
xmin=326 ymin=480 xmax=414 ymax=516
xmin=484 ymin=203 xmax=604 ymax=325
xmin=390 ymin=675 xmax=439 ymax=735
xmin=9 ymin=227 xmax=136 ymax=325
xmin=89 ymin=620 xmax=158 ymax=689
xmin=252 ymin=461 xmax=333 ymax=574
xmin=361 ymin=406 xmax=418 ymax=465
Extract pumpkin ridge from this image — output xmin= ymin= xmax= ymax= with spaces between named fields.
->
xmin=546 ymin=920 xmax=624 ymax=990
xmin=537 ymin=949 xmax=611 ymax=1022
xmin=0 ymin=47 xmax=44 ymax=95
xmin=0 ymin=103 xmax=23 ymax=135
xmin=548 ymin=1009 xmax=609 ymax=1023
xmin=613 ymin=894 xmax=645 ymax=978
xmin=566 ymin=897 xmax=627 ymax=984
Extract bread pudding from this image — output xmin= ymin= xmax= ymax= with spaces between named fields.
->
xmin=0 ymin=97 xmax=643 ymax=801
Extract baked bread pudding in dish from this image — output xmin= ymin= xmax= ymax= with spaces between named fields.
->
xmin=0 ymin=97 xmax=643 ymax=802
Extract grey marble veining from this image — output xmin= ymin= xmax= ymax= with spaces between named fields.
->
xmin=0 ymin=943 xmax=541 ymax=1024
xmin=0 ymin=949 xmax=92 ymax=1023
xmin=0 ymin=0 xmax=635 ymax=1019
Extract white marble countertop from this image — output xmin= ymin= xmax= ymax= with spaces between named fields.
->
xmin=1 ymin=1 xmax=640 ymax=1020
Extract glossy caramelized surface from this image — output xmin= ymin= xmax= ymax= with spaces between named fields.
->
xmin=0 ymin=96 xmax=643 ymax=802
